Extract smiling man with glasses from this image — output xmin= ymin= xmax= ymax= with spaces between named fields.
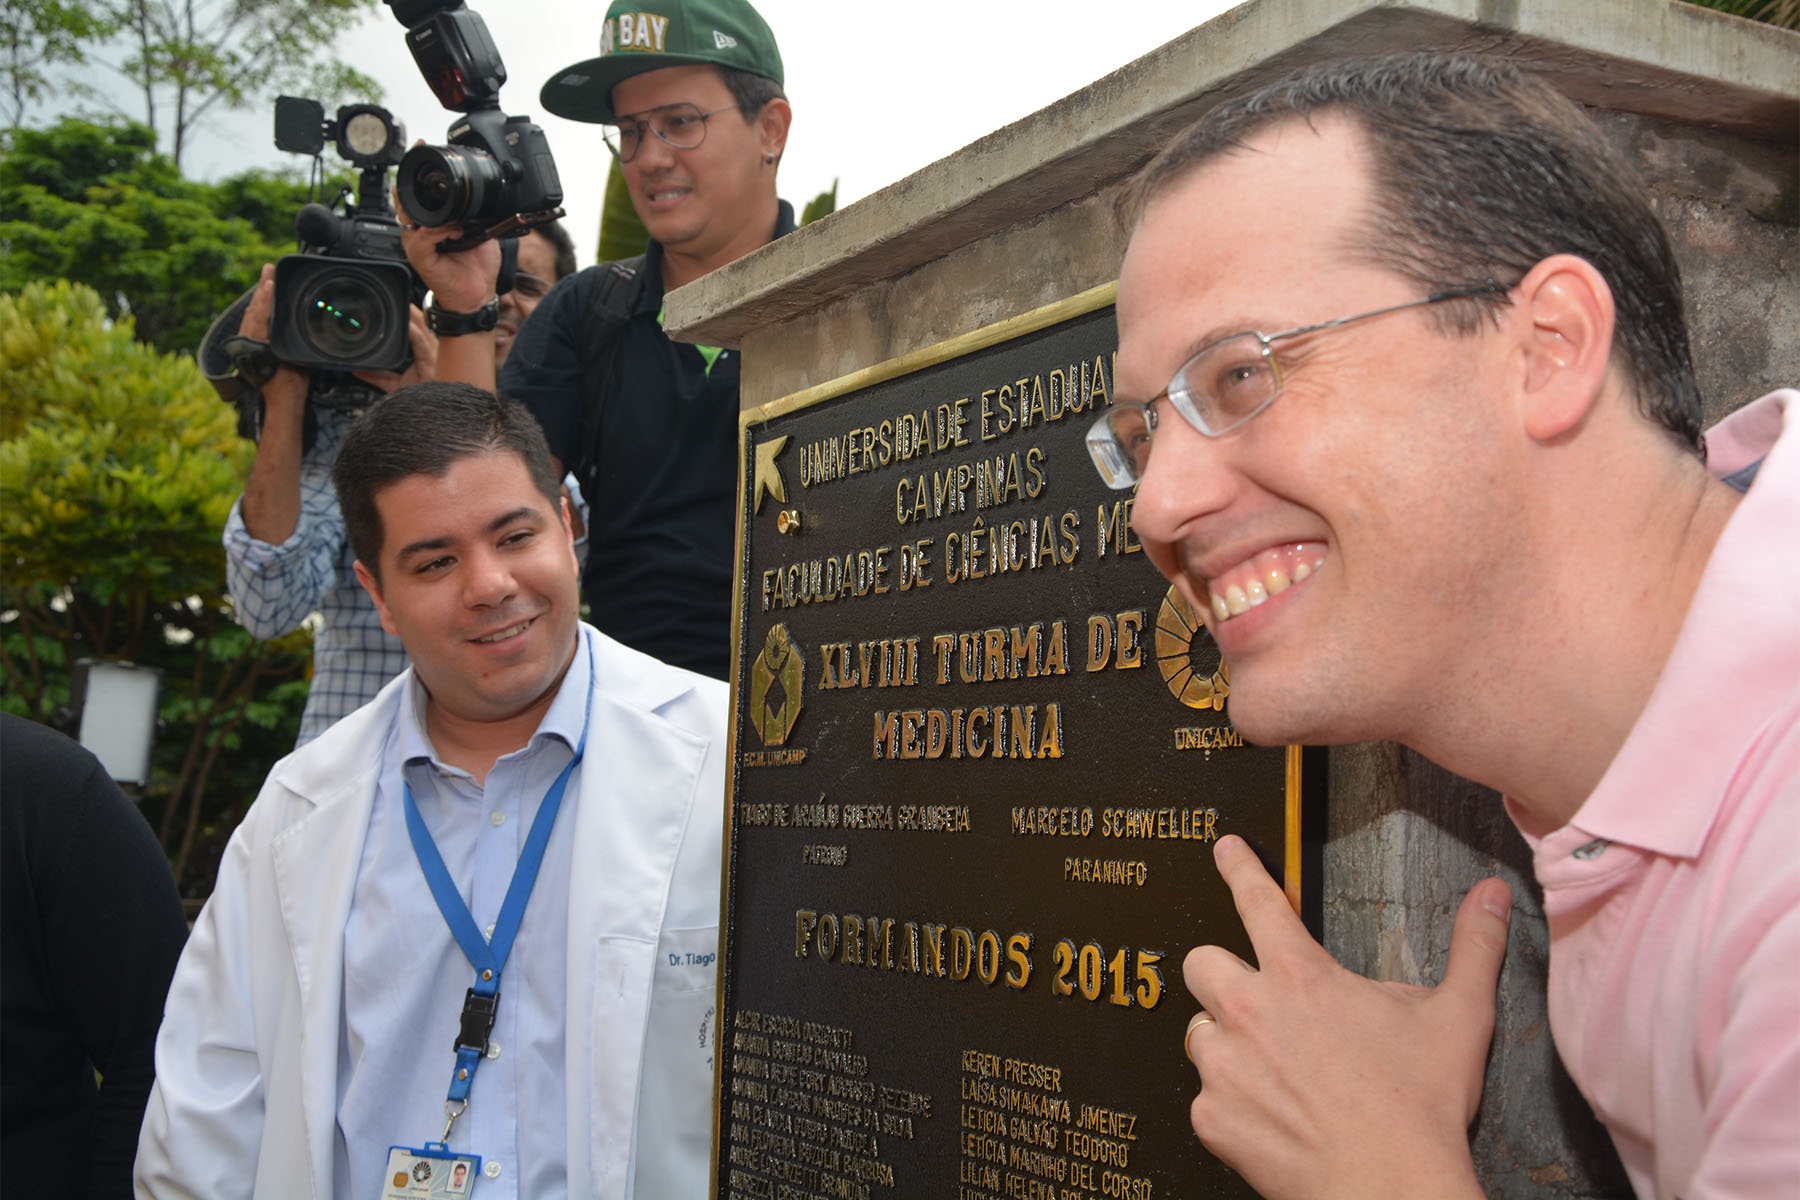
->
xmin=1106 ymin=53 xmax=1798 ymax=1200
xmin=1086 ymin=284 xmax=1508 ymax=490
xmin=410 ymin=0 xmax=793 ymax=685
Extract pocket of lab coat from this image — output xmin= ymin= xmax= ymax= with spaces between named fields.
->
xmin=629 ymin=925 xmax=720 ymax=1195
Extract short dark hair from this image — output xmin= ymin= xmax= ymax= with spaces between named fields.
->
xmin=1123 ymin=53 xmax=1702 ymax=452
xmin=332 ymin=381 xmax=564 ymax=577
xmin=719 ymin=64 xmax=785 ymax=121
xmin=529 ymin=218 xmax=578 ymax=280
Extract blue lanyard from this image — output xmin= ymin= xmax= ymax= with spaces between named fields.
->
xmin=403 ymin=640 xmax=593 ymax=1135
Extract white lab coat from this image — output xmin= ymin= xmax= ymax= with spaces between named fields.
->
xmin=136 ymin=628 xmax=727 ymax=1198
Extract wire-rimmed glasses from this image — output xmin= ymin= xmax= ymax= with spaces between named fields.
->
xmin=604 ymin=103 xmax=739 ymax=163
xmin=1085 ymin=284 xmax=1509 ymax=489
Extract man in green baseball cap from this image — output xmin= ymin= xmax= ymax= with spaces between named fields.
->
xmin=408 ymin=0 xmax=794 ymax=686
xmin=541 ymin=0 xmax=784 ymax=126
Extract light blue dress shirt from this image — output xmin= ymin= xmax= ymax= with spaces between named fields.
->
xmin=333 ymin=633 xmax=592 ymax=1199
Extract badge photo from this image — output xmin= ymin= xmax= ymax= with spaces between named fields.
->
xmin=381 ymin=1144 xmax=481 ymax=1197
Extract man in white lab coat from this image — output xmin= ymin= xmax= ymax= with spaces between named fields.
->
xmin=137 ymin=381 xmax=727 ymax=1198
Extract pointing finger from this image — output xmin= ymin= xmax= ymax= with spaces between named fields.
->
xmin=1213 ymin=834 xmax=1312 ymax=963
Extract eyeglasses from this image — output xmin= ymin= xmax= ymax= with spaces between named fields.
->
xmin=604 ymin=102 xmax=738 ymax=163
xmin=1085 ymin=284 xmax=1509 ymax=489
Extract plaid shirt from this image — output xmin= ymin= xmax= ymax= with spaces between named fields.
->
xmin=223 ymin=407 xmax=407 ymax=746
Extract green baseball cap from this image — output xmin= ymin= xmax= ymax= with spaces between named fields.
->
xmin=541 ymin=0 xmax=784 ymax=125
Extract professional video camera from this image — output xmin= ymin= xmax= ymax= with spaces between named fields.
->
xmin=269 ymin=97 xmax=419 ymax=378
xmin=386 ymin=0 xmax=566 ymax=251
xmin=197 ymin=98 xmax=420 ymax=438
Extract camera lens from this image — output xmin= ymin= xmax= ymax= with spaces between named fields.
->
xmin=413 ymin=164 xmax=455 ymax=212
xmin=398 ymin=144 xmax=501 ymax=227
xmin=297 ymin=272 xmax=399 ymax=364
xmin=270 ymin=256 xmax=413 ymax=374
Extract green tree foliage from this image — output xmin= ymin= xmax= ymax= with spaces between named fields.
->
xmin=595 ymin=152 xmax=650 ymax=266
xmin=1679 ymin=0 xmax=1799 ymax=28
xmin=801 ymin=179 xmax=839 ymax=228
xmin=0 ymin=115 xmax=322 ymax=354
xmin=0 ymin=280 xmax=311 ymax=894
xmin=0 ymin=0 xmax=113 ymax=127
xmin=33 ymin=0 xmax=385 ymax=170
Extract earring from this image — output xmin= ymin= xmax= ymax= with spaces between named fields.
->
xmin=764 ymin=151 xmax=776 ymax=164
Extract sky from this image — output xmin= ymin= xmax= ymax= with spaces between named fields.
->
xmin=178 ymin=1 xmax=1244 ymax=267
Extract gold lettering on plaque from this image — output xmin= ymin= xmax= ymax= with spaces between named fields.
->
xmin=897 ymin=804 xmax=971 ymax=832
xmin=819 ymin=637 xmax=921 ymax=690
xmin=872 ymin=703 xmax=1064 ymax=761
xmin=1063 ymin=858 xmax=1149 ymax=886
xmin=1173 ymin=726 xmax=1245 ymax=753
xmin=893 ymin=446 xmax=1047 ymax=527
xmin=1085 ymin=609 xmax=1146 ymax=672
xmin=1098 ymin=807 xmax=1218 ymax=841
xmin=1096 ymin=497 xmax=1142 ymax=558
xmin=727 ymin=1010 xmax=921 ymax=1196
xmin=942 ymin=511 xmax=1081 ymax=583
xmin=760 ymin=545 xmax=891 ymax=610
xmin=931 ymin=620 xmax=1069 ymax=685
xmin=1011 ymin=806 xmax=1094 ymax=837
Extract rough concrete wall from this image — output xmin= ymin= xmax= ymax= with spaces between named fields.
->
xmin=1595 ymin=112 xmax=1800 ymax=421
xmin=1327 ymin=746 xmax=1634 ymax=1196
xmin=739 ymin=188 xmax=1134 ymax=411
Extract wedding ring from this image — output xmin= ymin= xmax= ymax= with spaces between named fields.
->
xmin=1185 ymin=1011 xmax=1216 ymax=1063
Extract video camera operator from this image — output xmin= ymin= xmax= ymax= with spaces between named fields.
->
xmin=221 ymin=220 xmax=575 ymax=748
xmin=406 ymin=0 xmax=795 ymax=683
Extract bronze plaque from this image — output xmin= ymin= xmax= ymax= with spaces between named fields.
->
xmin=718 ymin=288 xmax=1319 ymax=1199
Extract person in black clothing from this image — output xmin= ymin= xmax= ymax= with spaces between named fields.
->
xmin=1 ymin=712 xmax=187 ymax=1198
xmin=405 ymin=0 xmax=793 ymax=680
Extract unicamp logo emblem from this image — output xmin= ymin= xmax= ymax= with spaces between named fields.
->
xmin=1154 ymin=585 xmax=1230 ymax=711
xmin=748 ymin=623 xmax=804 ymax=746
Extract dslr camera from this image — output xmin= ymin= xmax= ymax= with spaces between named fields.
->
xmin=387 ymin=0 xmax=565 ymax=251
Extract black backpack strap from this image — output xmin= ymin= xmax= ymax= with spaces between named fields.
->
xmin=574 ymin=253 xmax=647 ymax=489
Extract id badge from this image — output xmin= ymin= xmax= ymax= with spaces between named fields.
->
xmin=381 ymin=1144 xmax=481 ymax=1198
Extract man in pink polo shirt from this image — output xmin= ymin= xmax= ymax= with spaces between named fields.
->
xmin=1084 ymin=53 xmax=1798 ymax=1199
